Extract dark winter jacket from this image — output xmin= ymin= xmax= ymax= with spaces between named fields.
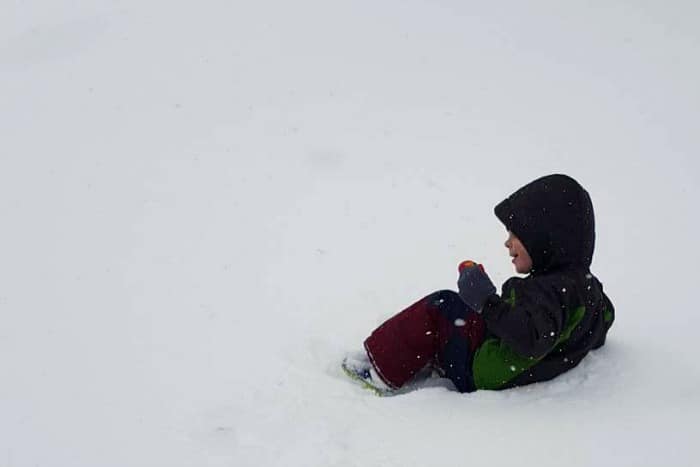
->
xmin=472 ymin=174 xmax=615 ymax=390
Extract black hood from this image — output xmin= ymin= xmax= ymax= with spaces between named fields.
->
xmin=494 ymin=174 xmax=595 ymax=274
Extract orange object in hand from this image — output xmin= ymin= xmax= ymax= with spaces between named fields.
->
xmin=459 ymin=260 xmax=485 ymax=274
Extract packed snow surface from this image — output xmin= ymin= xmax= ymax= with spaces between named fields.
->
xmin=2 ymin=1 xmax=699 ymax=466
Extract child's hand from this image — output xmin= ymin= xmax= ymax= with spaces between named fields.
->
xmin=457 ymin=260 xmax=496 ymax=312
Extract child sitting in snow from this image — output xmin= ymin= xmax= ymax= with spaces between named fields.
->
xmin=343 ymin=174 xmax=615 ymax=394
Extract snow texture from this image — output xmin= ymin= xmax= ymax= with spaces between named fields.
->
xmin=1 ymin=1 xmax=699 ymax=466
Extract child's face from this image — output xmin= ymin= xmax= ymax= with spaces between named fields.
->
xmin=505 ymin=231 xmax=533 ymax=274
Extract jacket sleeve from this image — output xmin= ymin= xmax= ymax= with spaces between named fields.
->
xmin=480 ymin=277 xmax=567 ymax=359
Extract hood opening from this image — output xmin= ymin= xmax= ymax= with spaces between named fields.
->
xmin=494 ymin=174 xmax=595 ymax=274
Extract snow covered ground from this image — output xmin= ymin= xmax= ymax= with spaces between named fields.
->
xmin=2 ymin=1 xmax=700 ymax=466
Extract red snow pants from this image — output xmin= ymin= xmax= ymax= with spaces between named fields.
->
xmin=364 ymin=290 xmax=486 ymax=392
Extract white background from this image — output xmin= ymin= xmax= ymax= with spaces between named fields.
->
xmin=2 ymin=1 xmax=699 ymax=466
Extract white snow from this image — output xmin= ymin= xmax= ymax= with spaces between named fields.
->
xmin=2 ymin=1 xmax=700 ymax=466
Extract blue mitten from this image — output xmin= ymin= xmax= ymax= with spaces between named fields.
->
xmin=457 ymin=261 xmax=496 ymax=312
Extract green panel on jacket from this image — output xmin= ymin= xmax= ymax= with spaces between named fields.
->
xmin=473 ymin=306 xmax=586 ymax=390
